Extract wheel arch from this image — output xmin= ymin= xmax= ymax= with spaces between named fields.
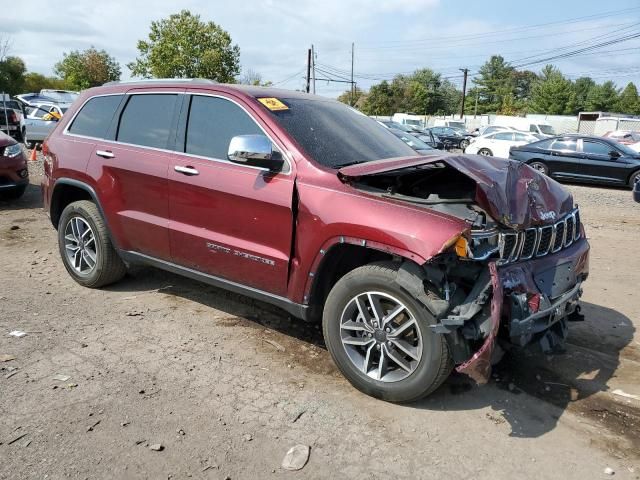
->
xmin=302 ymin=237 xmax=429 ymax=322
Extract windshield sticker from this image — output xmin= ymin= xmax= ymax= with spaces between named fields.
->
xmin=258 ymin=97 xmax=289 ymax=111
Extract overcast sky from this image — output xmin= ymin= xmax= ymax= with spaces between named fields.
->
xmin=3 ymin=0 xmax=640 ymax=97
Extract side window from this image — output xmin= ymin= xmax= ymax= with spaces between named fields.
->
xmin=494 ymin=132 xmax=514 ymax=141
xmin=529 ymin=124 xmax=538 ymax=133
xmin=550 ymin=139 xmax=577 ymax=152
xmin=32 ymin=107 xmax=47 ymax=119
xmin=582 ymin=140 xmax=614 ymax=156
xmin=68 ymin=95 xmax=122 ymax=138
xmin=514 ymin=133 xmax=530 ymax=141
xmin=532 ymin=139 xmax=553 ymax=149
xmin=117 ymin=94 xmax=178 ymax=149
xmin=185 ymin=95 xmax=263 ymax=160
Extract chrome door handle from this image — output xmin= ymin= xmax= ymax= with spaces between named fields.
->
xmin=96 ymin=150 xmax=115 ymax=159
xmin=174 ymin=165 xmax=199 ymax=176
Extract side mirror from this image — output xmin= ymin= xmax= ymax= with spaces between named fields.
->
xmin=227 ymin=134 xmax=283 ymax=171
xmin=609 ymin=150 xmax=621 ymax=158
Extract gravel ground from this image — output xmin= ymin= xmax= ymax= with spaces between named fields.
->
xmin=0 ymin=155 xmax=639 ymax=479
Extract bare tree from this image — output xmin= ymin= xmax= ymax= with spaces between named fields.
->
xmin=0 ymin=35 xmax=12 ymax=62
xmin=241 ymin=68 xmax=263 ymax=86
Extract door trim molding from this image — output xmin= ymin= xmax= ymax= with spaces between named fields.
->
xmin=119 ymin=250 xmax=309 ymax=320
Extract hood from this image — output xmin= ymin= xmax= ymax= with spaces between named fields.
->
xmin=0 ymin=131 xmax=16 ymax=148
xmin=338 ymin=154 xmax=575 ymax=229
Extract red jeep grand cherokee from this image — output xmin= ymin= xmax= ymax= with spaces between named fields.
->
xmin=42 ymin=80 xmax=589 ymax=401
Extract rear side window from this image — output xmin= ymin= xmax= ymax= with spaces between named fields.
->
xmin=551 ymin=139 xmax=577 ymax=152
xmin=117 ymin=94 xmax=178 ymax=149
xmin=185 ymin=95 xmax=263 ymax=159
xmin=494 ymin=132 xmax=514 ymax=141
xmin=68 ymin=95 xmax=122 ymax=138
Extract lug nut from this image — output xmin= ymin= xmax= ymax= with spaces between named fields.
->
xmin=386 ymin=341 xmax=392 ymax=347
xmin=376 ymin=344 xmax=381 ymax=350
xmin=385 ymin=328 xmax=391 ymax=333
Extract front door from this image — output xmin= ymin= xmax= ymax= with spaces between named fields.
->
xmin=168 ymin=93 xmax=295 ymax=297
xmin=579 ymin=139 xmax=629 ymax=185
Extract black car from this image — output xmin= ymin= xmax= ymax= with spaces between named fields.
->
xmin=0 ymin=99 xmax=24 ymax=142
xmin=416 ymin=129 xmax=446 ymax=150
xmin=423 ymin=126 xmax=472 ymax=150
xmin=509 ymin=135 xmax=640 ymax=188
xmin=389 ymin=128 xmax=437 ymax=155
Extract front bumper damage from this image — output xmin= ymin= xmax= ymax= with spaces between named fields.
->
xmin=446 ymin=238 xmax=590 ymax=384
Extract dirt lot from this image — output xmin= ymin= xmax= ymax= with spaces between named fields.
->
xmin=1 ymin=156 xmax=639 ymax=479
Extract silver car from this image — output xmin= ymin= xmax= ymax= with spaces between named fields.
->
xmin=23 ymin=103 xmax=69 ymax=148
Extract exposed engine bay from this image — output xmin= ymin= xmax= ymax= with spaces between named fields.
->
xmin=339 ymin=154 xmax=590 ymax=383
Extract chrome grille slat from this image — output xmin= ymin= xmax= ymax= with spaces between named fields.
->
xmin=498 ymin=208 xmax=581 ymax=264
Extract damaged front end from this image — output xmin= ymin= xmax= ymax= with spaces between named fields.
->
xmin=339 ymin=154 xmax=590 ymax=383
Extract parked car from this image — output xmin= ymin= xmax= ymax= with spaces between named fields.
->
xmin=39 ymin=89 xmax=79 ymax=104
xmin=416 ymin=129 xmax=446 ymax=150
xmin=0 ymin=131 xmax=29 ymax=199
xmin=470 ymin=125 xmax=514 ymax=137
xmin=492 ymin=116 xmax=555 ymax=137
xmin=389 ymin=128 xmax=436 ymax=154
xmin=0 ymin=97 xmax=25 ymax=141
xmin=43 ymin=80 xmax=589 ymax=402
xmin=464 ymin=131 xmax=539 ymax=158
xmin=509 ymin=135 xmax=640 ymax=188
xmin=433 ymin=119 xmax=466 ymax=131
xmin=23 ymin=103 xmax=67 ymax=148
xmin=377 ymin=120 xmax=419 ymax=133
xmin=391 ymin=113 xmax=424 ymax=130
xmin=603 ymin=130 xmax=640 ymax=145
xmin=424 ymin=126 xmax=473 ymax=149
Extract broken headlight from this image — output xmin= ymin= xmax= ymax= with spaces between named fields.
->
xmin=463 ymin=229 xmax=500 ymax=260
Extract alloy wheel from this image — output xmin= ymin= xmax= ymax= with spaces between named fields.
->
xmin=63 ymin=216 xmax=98 ymax=275
xmin=339 ymin=291 xmax=423 ymax=382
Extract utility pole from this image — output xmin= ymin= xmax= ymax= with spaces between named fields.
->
xmin=305 ymin=48 xmax=311 ymax=93
xmin=350 ymin=42 xmax=355 ymax=106
xmin=311 ymin=44 xmax=316 ymax=94
xmin=459 ymin=68 xmax=468 ymax=120
xmin=474 ymin=90 xmax=479 ymax=118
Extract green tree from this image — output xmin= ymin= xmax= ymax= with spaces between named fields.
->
xmin=128 ymin=10 xmax=240 ymax=82
xmin=571 ymin=77 xmax=596 ymax=113
xmin=473 ymin=55 xmax=515 ymax=113
xmin=528 ymin=65 xmax=574 ymax=114
xmin=0 ymin=56 xmax=26 ymax=95
xmin=22 ymin=72 xmax=68 ymax=92
xmin=54 ymin=47 xmax=120 ymax=90
xmin=337 ymin=86 xmax=364 ymax=106
xmin=616 ymin=82 xmax=639 ymax=114
xmin=585 ymin=81 xmax=620 ymax=111
xmin=361 ymin=80 xmax=393 ymax=115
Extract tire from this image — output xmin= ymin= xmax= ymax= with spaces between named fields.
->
xmin=57 ymin=200 xmax=126 ymax=288
xmin=459 ymin=138 xmax=469 ymax=150
xmin=1 ymin=185 xmax=26 ymax=200
xmin=628 ymin=169 xmax=640 ymax=189
xmin=23 ymin=130 xmax=35 ymax=150
xmin=478 ymin=148 xmax=493 ymax=156
xmin=323 ymin=262 xmax=453 ymax=402
xmin=528 ymin=161 xmax=549 ymax=176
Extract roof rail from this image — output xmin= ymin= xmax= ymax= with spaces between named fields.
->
xmin=103 ymin=78 xmax=218 ymax=86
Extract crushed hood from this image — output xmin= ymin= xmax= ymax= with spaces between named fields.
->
xmin=338 ymin=154 xmax=575 ymax=229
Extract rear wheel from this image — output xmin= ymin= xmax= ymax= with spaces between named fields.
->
xmin=323 ymin=262 xmax=452 ymax=402
xmin=478 ymin=148 xmax=493 ymax=156
xmin=58 ymin=200 xmax=126 ymax=288
xmin=529 ymin=161 xmax=549 ymax=175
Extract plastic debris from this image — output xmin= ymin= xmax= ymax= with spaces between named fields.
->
xmin=52 ymin=374 xmax=71 ymax=382
xmin=149 ymin=443 xmax=164 ymax=451
xmin=281 ymin=444 xmax=310 ymax=471
xmin=8 ymin=331 xmax=26 ymax=338
xmin=0 ymin=354 xmax=16 ymax=362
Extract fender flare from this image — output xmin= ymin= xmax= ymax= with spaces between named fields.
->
xmin=50 ymin=178 xmax=120 ymax=250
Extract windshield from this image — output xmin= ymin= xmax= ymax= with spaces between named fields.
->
xmin=538 ymin=124 xmax=555 ymax=135
xmin=42 ymin=91 xmax=78 ymax=103
xmin=615 ymin=141 xmax=640 ymax=156
xmin=265 ymin=98 xmax=416 ymax=168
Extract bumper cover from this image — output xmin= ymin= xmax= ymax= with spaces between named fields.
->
xmin=456 ymin=238 xmax=589 ymax=383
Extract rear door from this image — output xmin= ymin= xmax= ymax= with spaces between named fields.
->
xmin=86 ymin=91 xmax=181 ymax=260
xmin=579 ymin=139 xmax=629 ymax=184
xmin=167 ymin=92 xmax=295 ymax=296
xmin=491 ymin=131 xmax=515 ymax=157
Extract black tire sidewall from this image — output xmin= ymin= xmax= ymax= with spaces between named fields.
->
xmin=529 ymin=161 xmax=548 ymax=175
xmin=479 ymin=148 xmax=492 ymax=156
xmin=323 ymin=267 xmax=447 ymax=402
xmin=57 ymin=203 xmax=106 ymax=287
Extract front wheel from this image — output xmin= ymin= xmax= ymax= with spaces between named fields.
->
xmin=323 ymin=263 xmax=452 ymax=402
xmin=478 ymin=148 xmax=493 ymax=156
xmin=58 ymin=200 xmax=126 ymax=288
xmin=628 ymin=169 xmax=640 ymax=188
xmin=459 ymin=138 xmax=470 ymax=150
xmin=529 ymin=161 xmax=549 ymax=175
